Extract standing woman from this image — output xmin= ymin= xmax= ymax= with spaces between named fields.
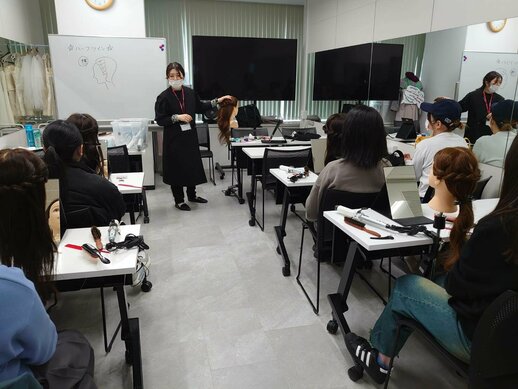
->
xmin=155 ymin=62 xmax=231 ymax=211
xmin=459 ymin=71 xmax=504 ymax=144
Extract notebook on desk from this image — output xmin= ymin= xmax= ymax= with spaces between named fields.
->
xmin=381 ymin=166 xmax=433 ymax=226
xmin=261 ymin=121 xmax=287 ymax=144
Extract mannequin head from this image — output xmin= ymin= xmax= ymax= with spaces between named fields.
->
xmin=0 ymin=148 xmax=55 ymax=300
xmin=46 ymin=198 xmax=60 ymax=243
xmin=430 ymin=147 xmax=480 ymax=270
xmin=489 ymin=99 xmax=518 ymax=134
xmin=421 ymin=99 xmax=463 ymax=136
xmin=216 ymin=96 xmax=239 ymax=144
xmin=66 ymin=113 xmax=104 ymax=175
xmin=324 ymin=113 xmax=347 ymax=165
xmin=482 ymin=71 xmax=503 ymax=94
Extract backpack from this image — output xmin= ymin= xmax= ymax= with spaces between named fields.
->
xmin=236 ymin=104 xmax=262 ymax=128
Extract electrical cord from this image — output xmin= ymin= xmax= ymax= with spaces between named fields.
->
xmin=105 ymin=234 xmax=149 ymax=252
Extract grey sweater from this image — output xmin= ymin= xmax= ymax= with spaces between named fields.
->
xmin=305 ymin=158 xmax=387 ymax=221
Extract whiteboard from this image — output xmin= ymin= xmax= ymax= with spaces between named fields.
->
xmin=49 ymin=35 xmax=167 ymax=120
xmin=458 ymin=51 xmax=518 ymax=101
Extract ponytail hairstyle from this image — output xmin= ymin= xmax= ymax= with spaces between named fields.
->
xmin=481 ymin=136 xmax=518 ymax=265
xmin=432 ymin=147 xmax=481 ymax=270
xmin=0 ymin=149 xmax=55 ymax=301
xmin=66 ymin=113 xmax=105 ymax=176
xmin=216 ymin=96 xmax=238 ymax=144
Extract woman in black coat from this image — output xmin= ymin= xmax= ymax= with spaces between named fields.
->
xmin=155 ymin=62 xmax=230 ymax=211
xmin=459 ymin=71 xmax=504 ymax=144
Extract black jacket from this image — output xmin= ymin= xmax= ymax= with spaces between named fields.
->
xmin=445 ymin=215 xmax=518 ymax=340
xmin=154 ymin=86 xmax=212 ymax=186
xmin=56 ymin=162 xmax=125 ymax=226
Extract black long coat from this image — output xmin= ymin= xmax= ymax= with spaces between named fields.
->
xmin=154 ymin=86 xmax=211 ymax=186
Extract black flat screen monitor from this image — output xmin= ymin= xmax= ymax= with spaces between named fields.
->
xmin=192 ymin=36 xmax=297 ymax=101
xmin=313 ymin=43 xmax=403 ymax=101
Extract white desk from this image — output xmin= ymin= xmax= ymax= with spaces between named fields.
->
xmin=110 ymin=172 xmax=144 ymax=195
xmin=270 ymin=168 xmax=318 ymax=276
xmin=53 ymin=225 xmax=143 ymax=389
xmin=109 ymin=172 xmax=150 ymax=224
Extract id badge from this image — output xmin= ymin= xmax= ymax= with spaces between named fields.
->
xmin=180 ymin=123 xmax=191 ymax=132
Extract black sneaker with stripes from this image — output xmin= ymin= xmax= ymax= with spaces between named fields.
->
xmin=345 ymin=332 xmax=389 ymax=384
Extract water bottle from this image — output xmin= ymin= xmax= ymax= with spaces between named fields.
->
xmin=33 ymin=128 xmax=42 ymax=148
xmin=25 ymin=124 xmax=35 ymax=147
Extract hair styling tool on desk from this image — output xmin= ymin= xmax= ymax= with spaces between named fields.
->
xmin=82 ymin=243 xmax=111 ymax=264
xmin=91 ymin=226 xmax=103 ymax=251
xmin=343 ymin=217 xmax=381 ymax=237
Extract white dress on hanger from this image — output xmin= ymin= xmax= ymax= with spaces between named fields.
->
xmin=21 ymin=53 xmax=34 ymax=115
xmin=31 ymin=53 xmax=46 ymax=112
xmin=43 ymin=54 xmax=56 ymax=117
xmin=0 ymin=68 xmax=15 ymax=124
xmin=14 ymin=54 xmax=26 ymax=117
xmin=4 ymin=64 xmax=20 ymax=119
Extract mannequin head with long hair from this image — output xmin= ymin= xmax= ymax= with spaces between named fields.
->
xmin=217 ymin=96 xmax=238 ymax=144
xmin=66 ymin=113 xmax=105 ymax=176
xmin=431 ymin=147 xmax=480 ymax=270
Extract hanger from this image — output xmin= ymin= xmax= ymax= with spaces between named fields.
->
xmin=0 ymin=50 xmax=15 ymax=65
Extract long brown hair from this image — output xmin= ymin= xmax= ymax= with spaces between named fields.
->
xmin=480 ymin=136 xmax=518 ymax=264
xmin=66 ymin=113 xmax=105 ymax=176
xmin=217 ymin=96 xmax=238 ymax=144
xmin=0 ymin=149 xmax=56 ymax=300
xmin=432 ymin=147 xmax=480 ymax=270
xmin=324 ymin=113 xmax=347 ymax=165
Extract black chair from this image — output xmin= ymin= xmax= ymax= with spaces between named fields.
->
xmin=297 ymin=189 xmax=380 ymax=314
xmin=422 ymin=176 xmax=493 ymax=204
xmin=196 ymin=123 xmax=215 ymax=185
xmin=252 ymin=147 xmax=311 ymax=231
xmin=378 ymin=290 xmax=518 ymax=388
xmin=107 ymin=145 xmax=130 ymax=174
xmin=63 ymin=207 xmax=96 ymax=229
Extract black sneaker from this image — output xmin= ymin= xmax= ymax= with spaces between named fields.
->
xmin=175 ymin=203 xmax=191 ymax=211
xmin=345 ymin=332 xmax=388 ymax=384
xmin=188 ymin=196 xmax=208 ymax=204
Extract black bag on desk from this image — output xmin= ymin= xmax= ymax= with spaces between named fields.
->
xmin=236 ymin=104 xmax=262 ymax=128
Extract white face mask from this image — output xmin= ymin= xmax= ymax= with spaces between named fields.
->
xmin=169 ymin=79 xmax=183 ymax=90
xmin=488 ymin=84 xmax=500 ymax=94
xmin=423 ymin=119 xmax=432 ymax=136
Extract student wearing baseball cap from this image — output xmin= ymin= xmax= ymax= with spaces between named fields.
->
xmin=473 ymin=99 xmax=517 ymax=168
xmin=412 ymin=99 xmax=468 ymax=199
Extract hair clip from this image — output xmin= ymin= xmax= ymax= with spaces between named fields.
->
xmin=454 ymin=195 xmax=474 ymax=206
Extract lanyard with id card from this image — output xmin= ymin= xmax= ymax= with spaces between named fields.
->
xmin=174 ymin=88 xmax=191 ymax=131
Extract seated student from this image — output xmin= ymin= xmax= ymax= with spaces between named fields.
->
xmin=412 ymin=99 xmax=468 ymax=199
xmin=473 ymin=99 xmax=517 ymax=167
xmin=66 ymin=113 xmax=106 ymax=176
xmin=344 ymin=145 xmax=518 ymax=385
xmin=323 ymin=113 xmax=347 ymax=165
xmin=0 ymin=148 xmax=96 ymax=387
xmin=305 ymin=106 xmax=388 ymax=221
xmin=42 ymin=120 xmax=125 ymax=226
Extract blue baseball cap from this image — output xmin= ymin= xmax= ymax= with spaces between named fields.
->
xmin=491 ymin=99 xmax=518 ymax=123
xmin=420 ymin=99 xmax=462 ymax=124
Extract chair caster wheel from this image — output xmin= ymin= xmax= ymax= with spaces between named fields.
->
xmin=249 ymin=219 xmax=255 ymax=227
xmin=290 ymin=204 xmax=296 ymax=212
xmin=282 ymin=267 xmax=290 ymax=277
xmin=125 ymin=350 xmax=132 ymax=365
xmin=144 ymin=216 xmax=150 ymax=224
xmin=327 ymin=319 xmax=338 ymax=334
xmin=276 ymin=246 xmax=281 ymax=255
xmin=238 ymin=198 xmax=245 ymax=204
xmin=348 ymin=365 xmax=364 ymax=381
xmin=220 ymin=174 xmax=225 ymax=180
xmin=141 ymin=280 xmax=152 ymax=292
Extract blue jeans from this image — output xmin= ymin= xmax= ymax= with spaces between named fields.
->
xmin=370 ymin=274 xmax=471 ymax=363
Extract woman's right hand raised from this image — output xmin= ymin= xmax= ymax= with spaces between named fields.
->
xmin=178 ymin=114 xmax=193 ymax=123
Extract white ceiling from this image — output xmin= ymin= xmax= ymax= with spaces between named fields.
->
xmin=218 ymin=0 xmax=305 ymax=5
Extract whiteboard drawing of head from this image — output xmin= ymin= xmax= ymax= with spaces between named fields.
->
xmin=93 ymin=57 xmax=117 ymax=89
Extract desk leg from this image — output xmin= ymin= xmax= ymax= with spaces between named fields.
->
xmin=274 ymin=187 xmax=291 ymax=276
xmin=115 ymin=285 xmax=143 ymax=389
xmin=327 ymin=235 xmax=360 ymax=336
xmin=142 ymin=189 xmax=150 ymax=224
xmin=246 ymin=160 xmax=259 ymax=228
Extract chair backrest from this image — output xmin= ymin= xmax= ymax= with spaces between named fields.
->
xmin=316 ymin=188 xmax=380 ymax=254
xmin=231 ymin=128 xmax=268 ymax=138
xmin=470 ymin=290 xmax=518 ymax=387
xmin=254 ymin=127 xmax=269 ymax=136
xmin=472 ymin=176 xmax=491 ymax=200
xmin=196 ymin=123 xmax=210 ymax=149
xmin=0 ymin=372 xmax=42 ymax=389
xmin=107 ymin=145 xmax=130 ymax=173
xmin=262 ymin=148 xmax=311 ymax=182
xmin=479 ymin=162 xmax=504 ymax=199
xmin=311 ymin=138 xmax=327 ymax=174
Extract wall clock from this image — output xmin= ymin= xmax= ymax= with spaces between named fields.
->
xmin=85 ymin=0 xmax=114 ymax=11
xmin=488 ymin=19 xmax=507 ymax=33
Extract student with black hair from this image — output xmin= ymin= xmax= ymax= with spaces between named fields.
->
xmin=42 ymin=120 xmax=125 ymax=226
xmin=459 ymin=71 xmax=505 ymax=144
xmin=305 ymin=106 xmax=388 ymax=221
xmin=66 ymin=113 xmax=105 ymax=176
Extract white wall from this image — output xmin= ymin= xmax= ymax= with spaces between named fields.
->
xmin=54 ymin=0 xmax=146 ymax=37
xmin=0 ymin=0 xmax=44 ymax=44
xmin=307 ymin=0 xmax=518 ymax=53
xmin=465 ymin=17 xmax=518 ymax=53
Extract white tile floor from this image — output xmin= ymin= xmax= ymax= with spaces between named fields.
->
xmin=49 ymin=171 xmax=467 ymax=389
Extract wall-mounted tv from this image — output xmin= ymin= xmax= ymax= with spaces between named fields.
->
xmin=192 ymin=36 xmax=297 ymax=101
xmin=313 ymin=43 xmax=404 ymax=101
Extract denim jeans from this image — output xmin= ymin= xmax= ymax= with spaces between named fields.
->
xmin=370 ymin=274 xmax=471 ymax=363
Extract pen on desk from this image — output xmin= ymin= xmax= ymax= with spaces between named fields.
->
xmin=344 ymin=217 xmax=381 ymax=238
